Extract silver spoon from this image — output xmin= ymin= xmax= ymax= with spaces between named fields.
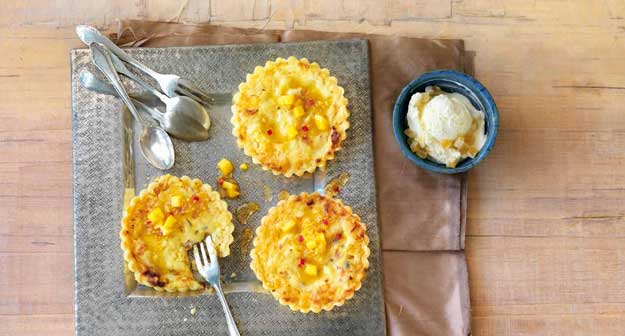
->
xmin=79 ymin=71 xmax=209 ymax=142
xmin=107 ymin=53 xmax=211 ymax=132
xmin=89 ymin=42 xmax=175 ymax=170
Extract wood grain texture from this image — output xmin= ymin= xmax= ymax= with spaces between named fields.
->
xmin=1 ymin=0 xmax=624 ymax=335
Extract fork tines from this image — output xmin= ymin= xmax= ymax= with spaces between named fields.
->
xmin=176 ymin=79 xmax=215 ymax=106
xmin=193 ymin=236 xmax=218 ymax=269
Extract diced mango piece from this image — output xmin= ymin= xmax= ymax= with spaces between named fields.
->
xmin=286 ymin=125 xmax=298 ymax=140
xmin=282 ymin=219 xmax=296 ymax=232
xmin=222 ymin=181 xmax=237 ymax=190
xmin=441 ymin=139 xmax=454 ymax=149
xmin=305 ymin=233 xmax=326 ymax=251
xmin=304 ymin=264 xmax=318 ymax=276
xmin=161 ymin=215 xmax=177 ymax=235
xmin=217 ymin=158 xmax=234 ymax=175
xmin=221 ymin=180 xmax=240 ymax=198
xmin=226 ymin=188 xmax=240 ymax=198
xmin=147 ymin=208 xmax=165 ymax=224
xmin=277 ymin=94 xmax=296 ymax=107
xmin=170 ymin=195 xmax=183 ymax=208
xmin=239 ymin=163 xmax=249 ymax=171
xmin=292 ymin=105 xmax=305 ymax=118
xmin=313 ymin=115 xmax=329 ymax=131
xmin=453 ymin=137 xmax=465 ymax=149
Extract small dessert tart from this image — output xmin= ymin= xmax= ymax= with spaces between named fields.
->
xmin=120 ymin=175 xmax=234 ymax=292
xmin=250 ymin=192 xmax=369 ymax=313
xmin=231 ymin=56 xmax=349 ymax=177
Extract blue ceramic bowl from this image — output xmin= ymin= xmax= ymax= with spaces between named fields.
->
xmin=392 ymin=70 xmax=499 ymax=174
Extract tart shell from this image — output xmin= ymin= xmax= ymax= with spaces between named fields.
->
xmin=120 ymin=175 xmax=234 ymax=292
xmin=231 ymin=57 xmax=350 ymax=177
xmin=250 ymin=192 xmax=370 ymax=313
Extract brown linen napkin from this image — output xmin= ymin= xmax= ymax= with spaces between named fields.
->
xmin=110 ymin=20 xmax=471 ymax=335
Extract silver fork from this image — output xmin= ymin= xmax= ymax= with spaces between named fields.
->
xmin=193 ymin=236 xmax=241 ymax=336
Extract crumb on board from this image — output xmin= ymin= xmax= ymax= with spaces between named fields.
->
xmin=230 ymin=272 xmax=237 ymax=278
xmin=190 ymin=307 xmax=197 ymax=315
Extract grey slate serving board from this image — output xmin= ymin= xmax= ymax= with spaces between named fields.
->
xmin=71 ymin=39 xmax=385 ymax=335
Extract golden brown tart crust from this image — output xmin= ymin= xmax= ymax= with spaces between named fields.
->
xmin=231 ymin=56 xmax=350 ymax=177
xmin=120 ymin=175 xmax=234 ymax=292
xmin=250 ymin=192 xmax=370 ymax=313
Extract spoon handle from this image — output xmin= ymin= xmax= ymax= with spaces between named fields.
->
xmin=108 ymin=53 xmax=169 ymax=102
xmin=76 ymin=25 xmax=161 ymax=79
xmin=79 ymin=71 xmax=165 ymax=124
xmin=79 ymin=71 xmax=119 ymax=97
xmin=89 ymin=43 xmax=147 ymax=126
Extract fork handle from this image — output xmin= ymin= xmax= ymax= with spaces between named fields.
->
xmin=213 ymin=282 xmax=241 ymax=336
xmin=76 ymin=25 xmax=161 ymax=80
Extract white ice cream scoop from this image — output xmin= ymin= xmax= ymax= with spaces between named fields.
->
xmin=421 ymin=94 xmax=472 ymax=141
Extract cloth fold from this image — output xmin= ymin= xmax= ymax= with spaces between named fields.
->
xmin=109 ymin=20 xmax=471 ymax=335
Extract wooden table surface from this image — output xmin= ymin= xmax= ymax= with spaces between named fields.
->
xmin=2 ymin=1 xmax=625 ymax=335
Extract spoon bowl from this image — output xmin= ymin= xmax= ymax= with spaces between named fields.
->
xmin=167 ymin=95 xmax=211 ymax=130
xmin=156 ymin=110 xmax=209 ymax=141
xmin=139 ymin=126 xmax=176 ymax=170
xmin=80 ymin=71 xmax=209 ymax=142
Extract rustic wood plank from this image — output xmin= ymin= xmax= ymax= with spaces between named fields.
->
xmin=0 ymin=314 xmax=73 ymax=336
xmin=2 ymin=0 xmax=625 ymax=335
xmin=0 ymin=253 xmax=73 ymax=316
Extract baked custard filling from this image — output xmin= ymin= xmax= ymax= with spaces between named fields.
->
xmin=120 ymin=175 xmax=234 ymax=292
xmin=231 ymin=56 xmax=349 ymax=176
xmin=251 ymin=192 xmax=369 ymax=313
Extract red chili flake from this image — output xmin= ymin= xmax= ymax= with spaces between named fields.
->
xmin=298 ymin=258 xmax=305 ymax=267
xmin=192 ymin=195 xmax=200 ymax=202
xmin=267 ymin=129 xmax=273 ymax=136
xmin=350 ymin=224 xmax=358 ymax=232
xmin=305 ymin=99 xmax=315 ymax=108
xmin=145 ymin=220 xmax=152 ymax=226
xmin=331 ymin=130 xmax=340 ymax=145
xmin=335 ymin=233 xmax=342 ymax=241
xmin=302 ymin=125 xmax=309 ymax=132
xmin=322 ymin=219 xmax=328 ymax=225
xmin=333 ymin=186 xmax=340 ymax=193
xmin=297 ymin=235 xmax=304 ymax=243
xmin=217 ymin=178 xmax=225 ymax=185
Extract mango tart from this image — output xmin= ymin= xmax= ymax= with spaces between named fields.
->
xmin=231 ymin=56 xmax=350 ymax=177
xmin=250 ymin=192 xmax=370 ymax=313
xmin=120 ymin=175 xmax=234 ymax=292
